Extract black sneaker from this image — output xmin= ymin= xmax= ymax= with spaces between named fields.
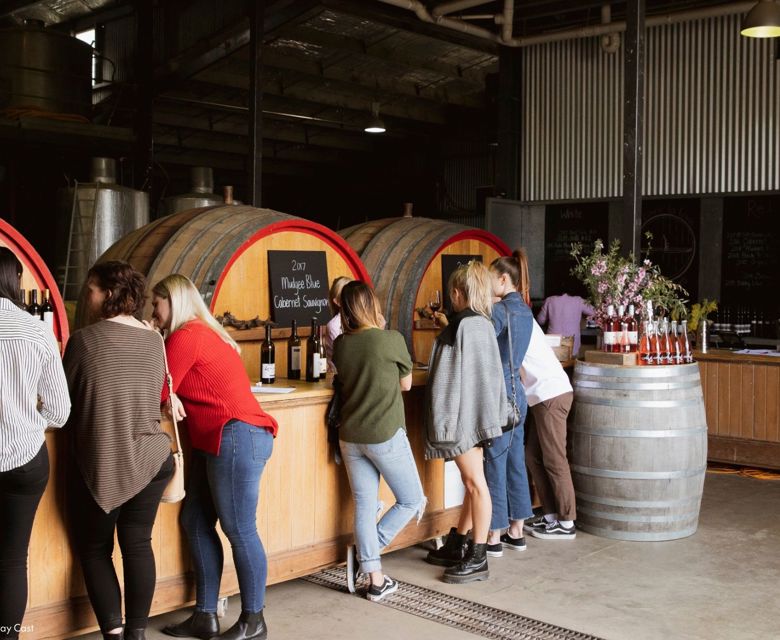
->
xmin=486 ymin=541 xmax=503 ymax=558
xmin=346 ymin=545 xmax=360 ymax=593
xmin=523 ymin=515 xmax=548 ymax=533
xmin=367 ymin=576 xmax=398 ymax=602
xmin=530 ymin=521 xmax=576 ymax=540
xmin=500 ymin=532 xmax=527 ymax=551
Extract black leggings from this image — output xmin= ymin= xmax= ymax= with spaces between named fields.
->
xmin=70 ymin=455 xmax=174 ymax=632
xmin=0 ymin=443 xmax=49 ymax=640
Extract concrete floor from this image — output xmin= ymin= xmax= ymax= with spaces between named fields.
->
xmin=78 ymin=472 xmax=779 ymax=640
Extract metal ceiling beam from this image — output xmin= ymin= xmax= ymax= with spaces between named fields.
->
xmin=275 ymin=25 xmax=492 ymax=87
xmin=0 ymin=1 xmax=46 ymax=18
xmin=195 ymin=65 xmax=449 ymax=125
xmin=261 ymin=45 xmax=484 ymax=108
xmin=319 ymin=0 xmax=499 ymax=53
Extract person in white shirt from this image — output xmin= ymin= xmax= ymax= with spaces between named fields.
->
xmin=0 ymin=248 xmax=70 ymax=638
xmin=323 ymin=276 xmax=352 ymax=370
xmin=521 ymin=318 xmax=577 ymax=540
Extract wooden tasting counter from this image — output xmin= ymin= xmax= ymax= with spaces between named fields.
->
xmin=24 ymin=371 xmax=453 ymax=639
xmin=696 ymin=349 xmax=780 ymax=470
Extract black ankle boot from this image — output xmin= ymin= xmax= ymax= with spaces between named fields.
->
xmin=425 ymin=527 xmax=468 ymax=567
xmin=124 ymin=630 xmax=145 ymax=640
xmin=218 ymin=611 xmax=267 ymax=640
xmin=162 ymin=611 xmax=219 ymax=639
xmin=442 ymin=542 xmax=489 ymax=584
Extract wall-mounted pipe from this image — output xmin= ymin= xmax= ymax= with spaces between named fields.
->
xmin=600 ymin=4 xmax=621 ymax=53
xmin=432 ymin=0 xmax=496 ymax=18
xmin=501 ymin=0 xmax=514 ymax=43
xmin=376 ymin=0 xmax=755 ymax=48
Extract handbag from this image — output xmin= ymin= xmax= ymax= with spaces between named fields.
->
xmin=158 ymin=333 xmax=186 ymax=504
xmin=504 ymin=315 xmax=522 ymax=430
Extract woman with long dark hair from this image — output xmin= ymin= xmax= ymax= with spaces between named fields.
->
xmin=333 ymin=281 xmax=425 ymax=602
xmin=64 ymin=261 xmax=174 ymax=640
xmin=0 ymin=248 xmax=70 ymax=639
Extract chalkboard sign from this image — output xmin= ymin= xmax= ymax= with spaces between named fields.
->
xmin=544 ymin=203 xmax=608 ymax=298
xmin=721 ymin=196 xmax=780 ymax=306
xmin=268 ymin=250 xmax=331 ymax=328
xmin=441 ymin=254 xmax=482 ymax=312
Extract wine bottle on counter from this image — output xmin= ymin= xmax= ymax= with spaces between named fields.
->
xmin=28 ymin=290 xmax=40 ymax=318
xmin=18 ymin=288 xmax=27 ymax=311
xmin=287 ymin=319 xmax=301 ymax=380
xmin=318 ymin=323 xmax=328 ymax=377
xmin=40 ymin=289 xmax=54 ymax=329
xmin=306 ymin=318 xmax=320 ymax=382
xmin=261 ymin=323 xmax=275 ymax=384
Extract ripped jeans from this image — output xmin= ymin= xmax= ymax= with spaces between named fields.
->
xmin=340 ymin=428 xmax=426 ymax=574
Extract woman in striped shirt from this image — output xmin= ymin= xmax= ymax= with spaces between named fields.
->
xmin=64 ymin=261 xmax=174 ymax=640
xmin=152 ymin=274 xmax=277 ymax=640
xmin=0 ymin=248 xmax=70 ymax=640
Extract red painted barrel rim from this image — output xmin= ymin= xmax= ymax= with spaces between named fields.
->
xmin=417 ymin=229 xmax=512 ymax=287
xmin=211 ymin=218 xmax=373 ymax=312
xmin=0 ymin=218 xmax=69 ymax=346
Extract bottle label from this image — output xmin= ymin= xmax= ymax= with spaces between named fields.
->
xmin=262 ymin=363 xmax=275 ymax=379
xmin=312 ymin=354 xmax=320 ymax=376
xmin=628 ymin=331 xmax=638 ymax=345
xmin=43 ymin=311 xmax=54 ymax=329
xmin=320 ymin=355 xmax=328 ymax=375
xmin=603 ymin=331 xmax=617 ymax=345
xmin=291 ymin=347 xmax=301 ymax=370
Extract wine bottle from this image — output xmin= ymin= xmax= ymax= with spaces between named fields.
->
xmin=603 ymin=304 xmax=617 ymax=352
xmin=626 ymin=304 xmax=638 ymax=352
xmin=638 ymin=321 xmax=653 ymax=366
xmin=18 ymin=288 xmax=27 ymax=311
xmin=680 ymin=320 xmax=692 ymax=363
xmin=261 ymin=323 xmax=275 ymax=384
xmin=287 ymin=319 xmax=301 ymax=380
xmin=318 ymin=323 xmax=328 ymax=377
xmin=40 ymin=288 xmax=54 ymax=329
xmin=28 ymin=290 xmax=40 ymax=319
xmin=620 ymin=321 xmax=631 ymax=353
xmin=306 ymin=318 xmax=320 ymax=382
xmin=670 ymin=320 xmax=681 ymax=364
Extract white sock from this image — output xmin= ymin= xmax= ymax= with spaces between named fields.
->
xmin=543 ymin=513 xmax=556 ymax=523
xmin=560 ymin=520 xmax=574 ymax=528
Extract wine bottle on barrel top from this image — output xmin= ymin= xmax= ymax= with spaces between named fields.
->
xmin=28 ymin=290 xmax=40 ymax=319
xmin=40 ymin=289 xmax=54 ymax=329
xmin=306 ymin=318 xmax=320 ymax=382
xmin=261 ymin=323 xmax=275 ymax=384
xmin=287 ymin=320 xmax=301 ymax=380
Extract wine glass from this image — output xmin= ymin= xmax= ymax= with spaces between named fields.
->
xmin=429 ymin=290 xmax=442 ymax=327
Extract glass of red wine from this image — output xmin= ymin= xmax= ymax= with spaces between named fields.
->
xmin=429 ymin=290 xmax=442 ymax=327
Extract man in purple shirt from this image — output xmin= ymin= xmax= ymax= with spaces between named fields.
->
xmin=537 ymin=294 xmax=595 ymax=357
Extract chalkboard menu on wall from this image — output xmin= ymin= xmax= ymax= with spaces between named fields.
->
xmin=641 ymin=199 xmax=700 ymax=302
xmin=441 ymin=254 xmax=482 ymax=312
xmin=268 ymin=250 xmax=331 ymax=328
xmin=721 ymin=196 xmax=780 ymax=306
xmin=544 ymin=203 xmax=608 ymax=298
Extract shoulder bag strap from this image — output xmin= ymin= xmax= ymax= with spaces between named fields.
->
xmin=157 ymin=331 xmax=183 ymax=455
xmin=506 ymin=310 xmax=520 ymax=420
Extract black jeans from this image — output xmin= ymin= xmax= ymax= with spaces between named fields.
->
xmin=70 ymin=455 xmax=173 ymax=632
xmin=0 ymin=443 xmax=49 ymax=640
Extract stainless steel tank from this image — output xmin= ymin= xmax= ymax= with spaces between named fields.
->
xmin=0 ymin=20 xmax=93 ymax=117
xmin=58 ymin=158 xmax=150 ymax=299
xmin=160 ymin=166 xmax=224 ymax=215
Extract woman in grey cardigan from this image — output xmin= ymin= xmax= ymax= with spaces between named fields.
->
xmin=425 ymin=261 xmax=506 ymax=584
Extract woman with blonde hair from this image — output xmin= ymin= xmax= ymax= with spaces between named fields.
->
xmin=424 ymin=261 xmax=505 ymax=583
xmin=152 ymin=274 xmax=278 ymax=640
xmin=332 ymin=281 xmax=424 ymax=602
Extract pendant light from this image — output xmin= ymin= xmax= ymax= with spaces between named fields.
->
xmin=741 ymin=0 xmax=780 ymax=38
xmin=364 ymin=102 xmax=386 ymax=134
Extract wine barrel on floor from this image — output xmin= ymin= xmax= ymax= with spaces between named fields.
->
xmin=76 ymin=205 xmax=370 ymax=377
xmin=0 ymin=218 xmax=69 ymax=348
xmin=340 ymin=217 xmax=509 ymax=362
xmin=570 ymin=361 xmax=708 ymax=541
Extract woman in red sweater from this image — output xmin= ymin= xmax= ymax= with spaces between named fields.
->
xmin=152 ymin=274 xmax=277 ymax=640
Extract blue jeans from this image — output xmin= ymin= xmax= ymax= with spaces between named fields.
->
xmin=180 ymin=421 xmax=273 ymax=614
xmin=340 ymin=428 xmax=426 ymax=574
xmin=484 ymin=423 xmax=534 ymax=531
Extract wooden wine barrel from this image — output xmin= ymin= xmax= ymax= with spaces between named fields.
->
xmin=340 ymin=217 xmax=510 ymax=361
xmin=570 ymin=361 xmax=708 ymax=541
xmin=76 ymin=205 xmax=370 ymax=377
xmin=0 ymin=218 xmax=69 ymax=348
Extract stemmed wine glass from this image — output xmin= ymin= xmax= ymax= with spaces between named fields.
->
xmin=429 ymin=290 xmax=442 ymax=327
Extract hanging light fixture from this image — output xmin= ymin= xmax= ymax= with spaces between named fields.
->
xmin=364 ymin=102 xmax=386 ymax=134
xmin=741 ymin=0 xmax=780 ymax=38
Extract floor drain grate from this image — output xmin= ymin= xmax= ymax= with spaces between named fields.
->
xmin=303 ymin=567 xmax=605 ymax=640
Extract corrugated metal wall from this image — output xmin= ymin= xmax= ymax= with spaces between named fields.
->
xmin=521 ymin=14 xmax=780 ymax=202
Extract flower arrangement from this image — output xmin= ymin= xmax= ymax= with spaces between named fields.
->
xmin=570 ymin=237 xmax=688 ymax=330
xmin=687 ymin=298 xmax=718 ymax=332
